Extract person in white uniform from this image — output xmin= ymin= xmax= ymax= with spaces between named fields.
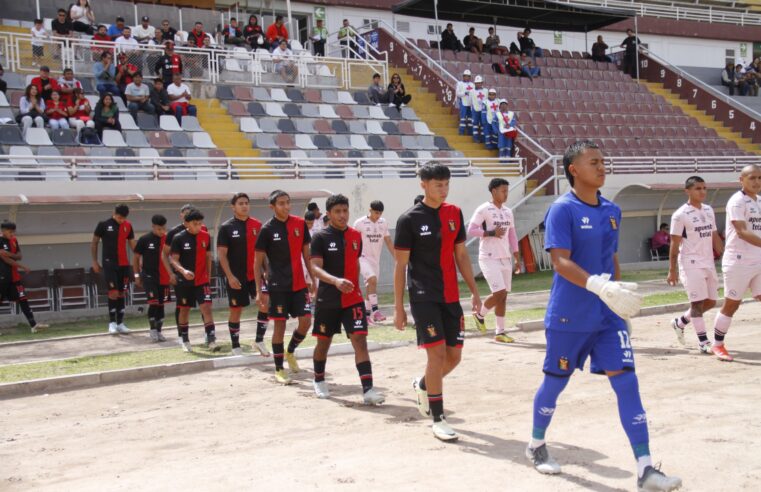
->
xmin=354 ymin=200 xmax=394 ymax=322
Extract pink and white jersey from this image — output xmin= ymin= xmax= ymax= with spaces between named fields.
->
xmin=353 ymin=215 xmax=389 ymax=262
xmin=669 ymin=202 xmax=717 ymax=269
xmin=724 ymin=190 xmax=761 ymax=265
xmin=467 ymin=201 xmax=519 ymax=259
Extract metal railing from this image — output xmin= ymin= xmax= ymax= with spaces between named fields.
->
xmin=554 ymin=0 xmax=761 ymax=25
xmin=606 ymin=154 xmax=761 ymax=173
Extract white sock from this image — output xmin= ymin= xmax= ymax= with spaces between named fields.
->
xmin=479 ymin=304 xmax=492 ymax=318
xmin=495 ymin=316 xmax=505 ymax=334
xmin=369 ymin=294 xmax=378 ymax=309
xmin=364 ymin=299 xmax=372 ymax=312
xmin=637 ymin=455 xmax=653 ymax=478
xmin=529 ymin=438 xmax=545 ymax=449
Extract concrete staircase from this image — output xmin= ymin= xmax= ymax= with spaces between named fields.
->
xmin=641 ymin=81 xmax=759 ymax=154
xmin=514 ymin=195 xmax=555 ymax=239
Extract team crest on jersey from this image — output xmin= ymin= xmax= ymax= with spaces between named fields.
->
xmin=181 ymin=298 xmax=187 ymax=304
xmin=609 ymin=216 xmax=618 ymax=230
xmin=294 ymin=228 xmax=300 ymax=237
xmin=202 ymin=241 xmax=207 ymax=248
xmin=448 ymin=220 xmax=456 ymax=232
xmin=352 ymin=240 xmax=358 ymax=251
xmin=426 ymin=324 xmax=437 ymax=337
xmin=558 ymin=357 xmax=569 ymax=371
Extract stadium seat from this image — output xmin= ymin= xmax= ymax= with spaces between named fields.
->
xmin=295 ymin=134 xmax=318 ymax=150
xmin=401 ymin=135 xmax=423 ymax=150
xmin=331 ymin=120 xmax=350 ymax=134
xmin=397 ymin=121 xmax=416 ymax=135
xmin=217 ymin=86 xmax=235 ymax=100
xmin=348 ymin=120 xmax=367 ymax=134
xmin=282 ymin=103 xmax=302 ymax=117
xmin=226 ymin=101 xmax=249 ymax=117
xmin=312 ymin=134 xmax=334 ymax=149
xmin=433 ymin=136 xmax=451 ymax=150
xmin=118 ymin=113 xmax=139 ymax=131
xmin=102 ymin=129 xmax=127 ymax=147
xmin=192 ymin=132 xmax=216 ymax=149
xmin=138 ymin=148 xmax=161 ymax=167
xmin=232 ymin=86 xmax=252 ymax=101
xmin=337 ymin=91 xmax=356 ymax=105
xmin=170 ymin=132 xmax=194 ymax=148
xmin=240 ymin=117 xmax=262 ymax=133
xmin=353 ymin=92 xmax=370 ymax=105
xmin=380 ymin=121 xmax=398 ymax=135
xmin=0 ymin=126 xmax=24 ymax=145
xmin=413 ymin=121 xmax=434 ymax=135
xmin=294 ymin=119 xmax=315 ymax=134
xmin=401 ymin=107 xmax=418 ymax=120
xmin=147 ymin=131 xmax=172 ymax=148
xmin=350 ymin=135 xmax=372 ymax=151
xmin=247 ymin=102 xmax=266 ymax=117
xmin=286 ymin=88 xmax=305 ymax=102
xmin=49 ymin=129 xmax=78 ymax=146
xmin=367 ymin=135 xmax=386 ymax=151
xmin=160 ymin=115 xmax=182 ymax=131
xmin=4 ymin=72 xmax=25 ymax=90
xmin=265 ymin=102 xmax=287 ymax=118
xmin=275 ymin=134 xmax=296 ymax=150
xmin=350 ymin=105 xmax=370 ymax=119
xmin=270 ymin=88 xmax=291 ymax=102
xmin=258 ymin=118 xmax=279 ymax=133
xmin=301 ymin=104 xmax=321 ymax=118
xmin=113 ymin=96 xmax=128 ymax=112
xmin=252 ymin=87 xmax=272 ymax=101
xmin=321 ymin=90 xmax=339 ymax=104
xmin=278 ymin=119 xmax=297 ymax=133
xmin=367 ymin=106 xmax=389 ymax=120
xmin=181 ymin=116 xmax=203 ymax=132
xmin=335 ymin=105 xmax=354 ymax=120
xmin=0 ymin=91 xmax=8 ymax=107
xmin=254 ymin=134 xmax=278 ymax=149
xmin=304 ymin=89 xmax=321 ymax=104
xmin=313 ymin=120 xmax=334 ymax=134
xmin=123 ymin=131 xmax=149 ymax=148
xmin=25 ymin=128 xmax=52 ymax=146
xmin=384 ymin=107 xmax=402 ymax=120
xmin=319 ymin=104 xmax=338 ymax=119
xmin=137 ymin=113 xmax=159 ymax=131
xmin=385 ymin=135 xmax=404 ymax=151
xmin=332 ymin=135 xmax=352 ymax=150
xmin=36 ymin=147 xmax=69 ymax=180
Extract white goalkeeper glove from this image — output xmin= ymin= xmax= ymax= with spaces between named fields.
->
xmin=585 ymin=273 xmax=642 ymax=319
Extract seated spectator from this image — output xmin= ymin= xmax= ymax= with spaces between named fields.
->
xmin=734 ymin=64 xmax=749 ymax=96
xmin=743 ymin=67 xmax=759 ymax=96
xmin=518 ymin=28 xmax=543 ymax=61
xmin=93 ymin=92 xmax=121 ymax=138
xmin=244 ymin=15 xmax=266 ymax=50
xmin=651 ymin=223 xmax=670 ymax=257
xmin=125 ymin=72 xmax=154 ymax=120
xmin=30 ymin=19 xmax=47 ymax=67
xmin=484 ymin=27 xmax=507 ymax=56
xmin=505 ymin=52 xmax=521 ymax=76
xmin=463 ymin=27 xmax=483 ymax=57
xmin=91 ymin=24 xmax=113 ymax=60
xmin=132 ymin=16 xmax=153 ymax=44
xmin=272 ymin=40 xmax=297 ymax=83
xmin=223 ymin=17 xmax=246 ymax=46
xmin=115 ymin=27 xmax=140 ymax=56
xmin=107 ymin=17 xmax=126 ymax=40
xmin=51 ymin=9 xmax=73 ymax=38
xmin=387 ymin=72 xmax=411 ymax=109
xmin=520 ymin=53 xmax=540 ymax=79
xmin=721 ymin=62 xmax=738 ymax=95
xmin=31 ymin=66 xmax=59 ymax=101
xmin=338 ymin=19 xmax=356 ymax=59
xmin=160 ymin=19 xmax=177 ymax=42
xmin=57 ymin=68 xmax=82 ymax=107
xmin=166 ymin=72 xmax=196 ymax=123
xmin=16 ymin=84 xmax=46 ymax=133
xmin=266 ymin=16 xmax=289 ymax=50
xmin=155 ymin=42 xmax=183 ymax=86
xmin=148 ymin=28 xmax=165 ymax=47
xmin=440 ymin=23 xmax=462 ymax=52
xmin=69 ymin=0 xmax=95 ymax=35
xmin=0 ymin=64 xmax=6 ymax=95
xmin=150 ymin=78 xmax=171 ymax=115
xmin=367 ymin=73 xmax=388 ymax=105
xmin=94 ymin=52 xmax=119 ymax=95
xmin=591 ymin=35 xmax=611 ymax=63
xmin=67 ymin=87 xmax=95 ymax=131
xmin=187 ymin=22 xmax=207 ymax=48
xmin=45 ymin=90 xmax=70 ymax=130
xmin=116 ymin=52 xmax=138 ymax=95
xmin=311 ymin=19 xmax=327 ymax=57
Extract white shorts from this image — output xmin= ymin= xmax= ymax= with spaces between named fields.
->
xmin=679 ymin=266 xmax=718 ymax=302
xmin=722 ymin=262 xmax=761 ymax=301
xmin=479 ymin=257 xmax=513 ymax=293
xmin=359 ymin=257 xmax=380 ymax=283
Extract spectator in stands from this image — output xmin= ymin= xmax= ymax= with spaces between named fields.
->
xmin=441 ymin=23 xmax=462 ymax=52
xmin=518 ymin=28 xmax=542 ymax=62
xmin=30 ymin=19 xmax=47 ymax=68
xmin=93 ymin=92 xmax=121 ymax=138
xmin=273 ymin=40 xmax=297 ymax=84
xmin=338 ymin=19 xmax=357 ymax=59
xmin=463 ymin=27 xmax=484 ymax=58
xmin=45 ymin=90 xmax=70 ymax=130
xmin=520 ymin=53 xmax=540 ymax=79
xmin=266 ymin=16 xmax=289 ymax=50
xmin=202 ymin=36 xmax=223 ymax=73
xmin=505 ymin=52 xmax=521 ymax=76
xmin=94 ymin=51 xmax=119 ymax=95
xmin=388 ymin=73 xmax=411 ymax=110
xmin=160 ymin=19 xmax=177 ymax=43
xmin=57 ymin=68 xmax=82 ymax=107
xmin=735 ymin=64 xmax=750 ymax=96
xmin=16 ymin=84 xmax=46 ymax=133
xmin=497 ymin=99 xmax=517 ymax=158
xmin=51 ymin=9 xmax=73 ymax=38
xmin=484 ymin=27 xmax=507 ymax=56
xmin=92 ymin=25 xmax=112 ymax=60
xmin=31 ymin=66 xmax=59 ymax=102
xmin=651 ymin=223 xmax=670 ymax=257
xmin=148 ymin=28 xmax=165 ymax=47
xmin=150 ymin=78 xmax=171 ymax=115
xmin=125 ymin=72 xmax=155 ymax=120
xmin=107 ymin=17 xmax=126 ymax=40
xmin=116 ymin=52 xmax=138 ymax=96
xmin=187 ymin=22 xmax=207 ymax=48
xmin=67 ymin=87 xmax=95 ymax=131
xmin=155 ymin=42 xmax=183 ymax=86
xmin=311 ymin=19 xmax=328 ymax=57
xmin=743 ymin=66 xmax=759 ymax=96
xmin=166 ymin=72 xmax=196 ymax=123
xmin=115 ymin=27 xmax=139 ymax=56
xmin=620 ymin=28 xmax=641 ymax=78
xmin=69 ymin=0 xmax=95 ymax=35
xmin=367 ymin=73 xmax=388 ymax=105
xmin=133 ymin=16 xmax=155 ymax=44
xmin=591 ymin=35 xmax=611 ymax=63
xmin=0 ymin=64 xmax=6 ymax=95
xmin=223 ymin=17 xmax=246 ymax=46
xmin=244 ymin=15 xmax=266 ymax=50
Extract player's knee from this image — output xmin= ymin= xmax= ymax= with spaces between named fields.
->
xmin=446 ymin=347 xmax=462 ymax=366
xmin=426 ymin=344 xmax=447 ymax=366
xmin=722 ymin=301 xmax=740 ymax=316
xmin=605 ymin=369 xmax=628 ymax=378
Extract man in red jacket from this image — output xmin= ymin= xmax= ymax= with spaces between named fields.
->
xmin=265 ymin=16 xmax=289 ymax=50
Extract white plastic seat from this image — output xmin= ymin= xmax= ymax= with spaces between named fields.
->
xmin=366 ymin=120 xmax=386 ymax=135
xmin=24 ymin=128 xmax=53 ymax=146
xmin=270 ymin=88 xmax=291 ymax=102
xmin=350 ymin=135 xmax=372 ymax=151
xmin=240 ymin=117 xmax=263 ymax=133
xmin=118 ymin=113 xmax=139 ymax=130
xmin=264 ymin=102 xmax=287 ymax=118
xmin=367 ymin=106 xmax=389 ymax=120
xmin=337 ymin=91 xmax=357 ymax=105
xmin=0 ymin=91 xmax=9 ymax=107
xmin=225 ymin=58 xmax=243 ymax=72
xmin=159 ymin=115 xmax=182 ymax=131
xmin=318 ymin=104 xmax=338 ymax=119
xmin=102 ymin=129 xmax=127 ymax=147
xmin=138 ymin=148 xmax=161 ymax=167
xmin=414 ymin=121 xmax=435 ymax=135
xmin=192 ymin=132 xmax=216 ymax=149
xmin=9 ymin=145 xmax=36 ymax=164
xmin=295 ymin=134 xmax=317 ymax=150
xmin=113 ymin=96 xmax=128 ymax=112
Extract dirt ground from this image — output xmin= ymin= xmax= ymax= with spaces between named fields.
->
xmin=2 ymin=303 xmax=760 ymax=491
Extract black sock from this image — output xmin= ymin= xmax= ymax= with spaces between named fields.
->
xmin=419 ymin=376 xmax=427 ymax=391
xmin=148 ymin=305 xmax=157 ymax=330
xmin=255 ymin=311 xmax=268 ymax=342
xmin=371 ymin=305 xmax=379 ymax=313
xmin=108 ymin=298 xmax=117 ymax=323
xmin=174 ymin=307 xmax=180 ymax=328
xmin=228 ymin=321 xmax=241 ymax=348
xmin=273 ymin=343 xmax=285 ymax=370
xmin=698 ymin=333 xmax=709 ymax=343
xmin=314 ymin=359 xmax=326 ymax=382
xmin=204 ymin=323 xmax=216 ymax=342
xmin=18 ymin=300 xmax=36 ymax=327
xmin=179 ymin=324 xmax=189 ymax=342
xmin=116 ymin=297 xmax=125 ymax=324
xmin=156 ymin=305 xmax=165 ymax=332
xmin=680 ymin=315 xmax=690 ymax=326
xmin=356 ymin=360 xmax=373 ymax=393
xmin=715 ymin=330 xmax=726 ymax=343
xmin=428 ymin=393 xmax=444 ymax=422
xmin=287 ymin=331 xmax=305 ymax=354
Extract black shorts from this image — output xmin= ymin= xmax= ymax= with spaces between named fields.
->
xmin=268 ymin=288 xmax=311 ymax=320
xmin=227 ymin=279 xmax=256 ymax=308
xmin=103 ymin=264 xmax=129 ymax=293
xmin=143 ymin=277 xmax=171 ymax=306
xmin=410 ymin=301 xmax=465 ymax=348
xmin=0 ymin=282 xmax=25 ymax=303
xmin=313 ymin=303 xmax=368 ymax=339
xmin=175 ymin=283 xmax=212 ymax=308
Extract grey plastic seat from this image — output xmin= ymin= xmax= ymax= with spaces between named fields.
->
xmin=366 ymin=106 xmax=388 ymax=120
xmin=348 ymin=120 xmax=366 ymax=134
xmin=137 ymin=113 xmax=159 ymax=131
xmin=294 ymin=119 xmax=315 ymax=134
xmin=380 ymin=121 xmax=398 ymax=135
xmin=282 ymin=103 xmax=302 ymax=117
xmin=181 ymin=116 xmax=204 ymax=132
xmin=401 ymin=135 xmax=424 ymax=150
xmin=321 ymin=90 xmax=339 ymax=104
xmin=414 ymin=121 xmax=434 ymax=135
xmin=259 ymin=118 xmax=280 ymax=133
xmin=254 ymin=133 xmax=279 ymax=149
xmin=50 ymin=129 xmax=78 ymax=146
xmin=331 ymin=134 xmax=352 ymax=150
xmin=118 ymin=113 xmax=139 ymax=130
xmin=367 ymin=135 xmax=386 ymax=150
xmin=113 ymin=96 xmax=128 ymax=112
xmin=247 ymin=102 xmax=266 ymax=117
xmin=4 ymin=72 xmax=26 ymax=90
xmin=301 ymin=104 xmax=321 ymax=118
xmin=337 ymin=91 xmax=357 ymax=105
xmin=353 ymin=92 xmax=370 ymax=105
xmin=286 ymin=89 xmax=305 ymax=102
xmin=0 ymin=126 xmax=24 ymax=145
xmin=124 ymin=130 xmax=150 ymax=148
xmin=9 ymin=145 xmax=42 ymax=181
xmin=331 ymin=120 xmax=350 ymax=134
xmin=401 ymin=107 xmax=418 ymax=120
xmin=192 ymin=132 xmax=216 ymax=149
xmin=278 ymin=119 xmax=297 ymax=133
xmin=170 ymin=132 xmax=194 ymax=148
xmin=240 ymin=118 xmax=262 ymax=133
xmin=384 ymin=107 xmax=402 ymax=120
xmin=216 ymin=85 xmax=235 ymax=100
xmin=312 ymin=134 xmax=334 ymax=149
xmin=252 ymin=87 xmax=272 ymax=101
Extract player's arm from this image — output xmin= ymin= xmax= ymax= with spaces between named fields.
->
xmin=667 ymin=235 xmax=682 ymax=286
xmin=383 ymin=235 xmax=394 ymax=256
xmin=310 ymin=257 xmax=353 ymax=293
xmin=508 ymin=223 xmax=521 ymax=274
xmin=128 ymin=238 xmax=137 ymax=252
xmin=161 ymin=244 xmax=177 ymax=285
xmin=169 ymin=251 xmax=193 ymax=281
xmin=712 ymin=230 xmax=724 ymax=257
xmin=216 ymin=245 xmax=240 ymax=289
xmin=132 ymin=251 xmax=143 ymax=287
xmin=301 ymin=222 xmax=314 ymax=281
xmin=90 ymin=234 xmax=101 ymax=272
xmin=731 ymin=220 xmax=761 ymax=247
xmin=454 ymin=241 xmax=481 ymax=313
xmin=253 ymin=250 xmax=266 ymax=298
xmin=0 ymin=255 xmax=29 ymax=273
xmin=206 ymin=250 xmax=213 ymax=284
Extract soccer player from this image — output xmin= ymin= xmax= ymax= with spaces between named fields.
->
xmin=168 ymin=208 xmax=217 ymax=352
xmin=307 ymin=202 xmax=323 ymax=236
xmin=353 ymin=200 xmax=394 ymax=323
xmin=254 ymin=190 xmax=314 ymax=385
xmin=0 ymin=221 xmax=48 ymax=333
xmin=525 ymin=141 xmax=680 ymax=492
xmin=467 ymin=178 xmax=521 ymax=342
xmin=667 ymin=176 xmax=723 ymax=353
xmin=709 ymin=164 xmax=761 ymax=361
xmin=91 ymin=204 xmax=136 ymax=334
xmin=310 ymin=194 xmax=385 ymax=404
xmin=217 ymin=193 xmax=270 ymax=356
xmin=162 ymin=203 xmax=195 ymax=329
xmin=133 ymin=214 xmax=171 ymax=342
xmin=394 ymin=163 xmax=482 ymax=442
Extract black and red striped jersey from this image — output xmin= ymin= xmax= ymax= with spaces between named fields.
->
xmin=134 ymin=232 xmax=169 ymax=284
xmin=94 ymin=218 xmax=134 ymax=267
xmin=170 ymin=229 xmax=211 ymax=286
xmin=394 ymin=202 xmax=466 ymax=303
xmin=310 ymin=225 xmax=363 ymax=308
xmin=0 ymin=236 xmax=21 ymax=283
xmin=217 ymin=216 xmax=262 ymax=282
xmin=255 ymin=215 xmax=310 ymax=292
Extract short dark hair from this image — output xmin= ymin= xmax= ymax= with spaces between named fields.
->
xmin=101 ymin=51 xmax=111 ymax=60
xmin=34 ymin=18 xmax=43 ymax=23
xmin=524 ymin=28 xmax=532 ymax=33
xmin=660 ymin=223 xmax=668 ymax=230
xmin=304 ymin=211 xmax=316 ymax=221
xmin=231 ymin=192 xmax=249 ymax=205
xmin=230 ymin=17 xmax=237 ymax=22
xmin=418 ymin=163 xmax=451 ymax=181
xmin=64 ymin=67 xmax=73 ymax=74
xmin=269 ymin=189 xmax=289 ymax=205
xmin=370 ymin=200 xmax=384 ymax=212
xmin=322 ymin=215 xmax=329 ymax=224
xmin=1 ymin=221 xmax=16 ymax=231
xmin=307 ymin=202 xmax=319 ymax=212
xmin=180 ymin=203 xmax=194 ymax=214
xmin=414 ymin=195 xmax=424 ymax=205
xmin=151 ymin=214 xmax=167 ymax=226
xmin=325 ymin=194 xmax=349 ymax=212
xmin=153 ymin=77 xmax=163 ymax=84
xmin=488 ymin=178 xmax=509 ymax=191
xmin=195 ymin=21 xmax=203 ymax=26
xmin=114 ymin=204 xmax=130 ymax=217
xmin=275 ymin=15 xmax=283 ymax=22
xmin=562 ymin=140 xmax=600 ymax=187
xmin=57 ymin=9 xmax=66 ymax=14
xmin=116 ymin=17 xmax=125 ymax=22
xmin=133 ymin=71 xmax=143 ymax=78
xmin=685 ymin=176 xmax=705 ymax=189
xmin=372 ymin=73 xmax=380 ymax=79
xmin=184 ymin=208 xmax=204 ymax=222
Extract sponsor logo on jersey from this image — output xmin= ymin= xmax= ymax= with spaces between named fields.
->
xmin=580 ymin=217 xmax=592 ymax=230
